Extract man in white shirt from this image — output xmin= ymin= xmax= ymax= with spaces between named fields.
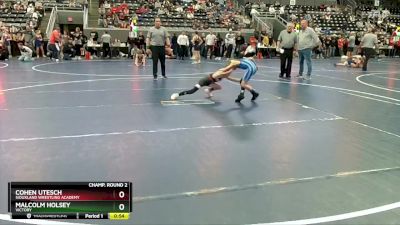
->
xmin=205 ymin=32 xmax=216 ymax=59
xmin=225 ymin=30 xmax=235 ymax=58
xmin=250 ymin=7 xmax=259 ymax=17
xmin=279 ymin=6 xmax=285 ymax=15
xmin=177 ymin=31 xmax=189 ymax=60
xmin=269 ymin=5 xmax=275 ymax=14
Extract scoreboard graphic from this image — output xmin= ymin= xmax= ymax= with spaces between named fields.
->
xmin=8 ymin=182 xmax=132 ymax=220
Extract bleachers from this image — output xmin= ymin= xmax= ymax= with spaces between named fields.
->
xmin=311 ymin=13 xmax=363 ymax=33
xmin=99 ymin=0 xmax=249 ymax=29
xmin=42 ymin=0 xmax=83 ymax=11
xmin=388 ymin=17 xmax=400 ymax=26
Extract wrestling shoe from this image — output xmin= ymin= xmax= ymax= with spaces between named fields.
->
xmin=204 ymin=88 xmax=213 ymax=98
xmin=170 ymin=93 xmax=179 ymax=100
xmin=251 ymin=92 xmax=259 ymax=101
xmin=235 ymin=93 xmax=245 ymax=103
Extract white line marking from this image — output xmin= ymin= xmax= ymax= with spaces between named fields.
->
xmin=161 ymin=99 xmax=215 ymax=106
xmin=2 ymin=76 xmax=201 ymax=93
xmin=132 ymin=166 xmax=400 ymax=203
xmin=0 ymin=117 xmax=343 ymax=142
xmin=368 ymin=74 xmax=400 ymax=80
xmin=32 ymin=61 xmax=213 ymax=77
xmin=253 ymin=77 xmax=400 ymax=102
xmin=33 ymin=87 xmax=186 ymax=94
xmin=0 ymin=214 xmax=92 ymax=225
xmin=0 ymin=103 xmax=157 ymax=111
xmin=337 ymin=91 xmax=400 ymax=106
xmin=356 ymin=74 xmax=400 ymax=93
xmin=0 ymin=62 xmax=9 ymax=68
xmin=255 ymin=201 xmax=400 ymax=225
xmin=2 ymin=78 xmax=133 ymax=92
xmin=233 ymin=78 xmax=400 ymax=139
xmin=349 ymin=120 xmax=400 ymax=138
xmin=0 ymin=98 xmax=276 ymax=111
xmin=257 ymin=72 xmax=352 ymax=82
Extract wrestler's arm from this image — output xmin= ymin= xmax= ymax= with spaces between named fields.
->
xmin=219 ymin=60 xmax=240 ymax=72
xmin=226 ymin=76 xmax=241 ymax=82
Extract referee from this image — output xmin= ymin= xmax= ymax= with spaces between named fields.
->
xmin=146 ymin=17 xmax=170 ymax=80
xmin=360 ymin=28 xmax=378 ymax=71
xmin=277 ymin=23 xmax=297 ymax=79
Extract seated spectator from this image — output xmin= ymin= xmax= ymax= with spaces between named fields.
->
xmin=62 ymin=39 xmax=75 ymax=60
xmin=155 ymin=0 xmax=161 ymax=9
xmin=18 ymin=42 xmax=33 ymax=61
xmin=69 ymin=0 xmax=76 ymax=7
xmin=118 ymin=12 xmax=126 ymax=21
xmin=165 ymin=45 xmax=175 ymax=59
xmin=260 ymin=2 xmax=266 ymax=10
xmin=35 ymin=1 xmax=43 ymax=11
xmin=250 ymin=7 xmax=259 ymax=17
xmin=279 ymin=6 xmax=285 ymax=14
xmin=99 ymin=5 xmax=106 ymax=16
xmin=269 ymin=5 xmax=275 ymax=14
xmin=26 ymin=3 xmax=34 ymax=15
xmin=104 ymin=1 xmax=111 ymax=9
xmin=135 ymin=48 xmax=146 ymax=66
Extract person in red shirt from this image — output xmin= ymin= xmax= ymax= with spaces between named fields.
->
xmin=48 ymin=27 xmax=61 ymax=61
xmin=389 ymin=35 xmax=395 ymax=57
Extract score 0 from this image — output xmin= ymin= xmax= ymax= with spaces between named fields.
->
xmin=116 ymin=190 xmax=128 ymax=211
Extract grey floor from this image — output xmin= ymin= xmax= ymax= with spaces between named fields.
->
xmin=0 ymin=57 xmax=399 ymax=225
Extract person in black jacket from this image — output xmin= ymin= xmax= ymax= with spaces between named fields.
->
xmin=235 ymin=32 xmax=245 ymax=58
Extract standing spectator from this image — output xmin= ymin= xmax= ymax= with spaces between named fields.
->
xmin=34 ymin=30 xmax=44 ymax=58
xmin=347 ymin=32 xmax=356 ymax=59
xmin=200 ymin=33 xmax=207 ymax=58
xmin=146 ymin=17 xmax=170 ymax=80
xmin=24 ymin=26 xmax=34 ymax=48
xmin=0 ymin=43 xmax=9 ymax=60
xmin=297 ymin=20 xmax=321 ymax=80
xmin=48 ymin=27 xmax=61 ymax=61
xmin=235 ymin=32 xmax=245 ymax=58
xmin=100 ymin=31 xmax=112 ymax=58
xmin=389 ymin=33 xmax=395 ymax=58
xmin=338 ymin=35 xmax=345 ymax=56
xmin=205 ymin=31 xmax=216 ymax=59
xmin=330 ymin=36 xmax=337 ymax=57
xmin=277 ymin=23 xmax=297 ymax=79
xmin=138 ymin=31 xmax=145 ymax=49
xmin=360 ymin=28 xmax=378 ymax=71
xmin=191 ymin=31 xmax=202 ymax=64
xmin=171 ymin=33 xmax=178 ymax=57
xmin=225 ymin=29 xmax=235 ymax=58
xmin=177 ymin=31 xmax=189 ymax=60
xmin=127 ymin=34 xmax=136 ymax=59
xmin=215 ymin=33 xmax=223 ymax=60
xmin=324 ymin=36 xmax=331 ymax=58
